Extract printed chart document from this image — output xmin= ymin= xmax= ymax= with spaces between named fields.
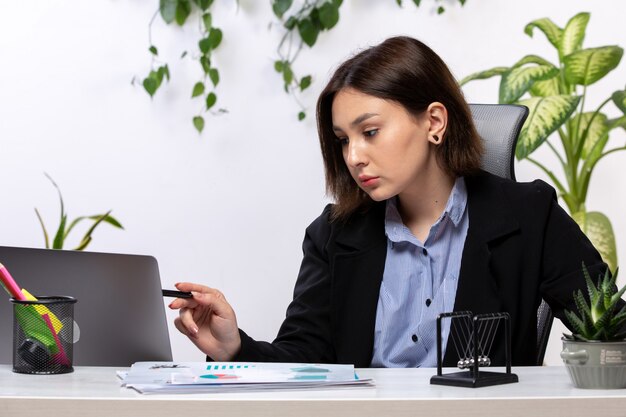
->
xmin=119 ymin=362 xmax=374 ymax=394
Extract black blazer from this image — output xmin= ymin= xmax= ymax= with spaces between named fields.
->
xmin=234 ymin=171 xmax=605 ymax=367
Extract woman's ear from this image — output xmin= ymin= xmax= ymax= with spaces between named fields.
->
xmin=426 ymin=102 xmax=447 ymax=145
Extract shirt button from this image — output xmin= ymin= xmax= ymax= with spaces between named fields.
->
xmin=422 ymin=248 xmax=428 ymax=256
xmin=411 ymin=334 xmax=418 ymax=343
xmin=425 ymin=299 xmax=432 ymax=307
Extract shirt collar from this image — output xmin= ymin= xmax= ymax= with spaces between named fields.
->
xmin=384 ymin=177 xmax=468 ymax=243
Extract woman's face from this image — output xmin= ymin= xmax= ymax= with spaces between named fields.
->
xmin=331 ymin=88 xmax=444 ymax=202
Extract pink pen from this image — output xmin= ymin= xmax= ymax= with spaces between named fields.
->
xmin=0 ymin=262 xmax=27 ymax=301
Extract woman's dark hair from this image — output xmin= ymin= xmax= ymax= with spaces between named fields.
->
xmin=316 ymin=36 xmax=483 ymax=221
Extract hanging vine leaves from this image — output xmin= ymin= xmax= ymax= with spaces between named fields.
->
xmin=270 ymin=0 xmax=467 ymax=121
xmin=141 ymin=0 xmax=225 ymax=133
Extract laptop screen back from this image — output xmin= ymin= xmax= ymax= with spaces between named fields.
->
xmin=0 ymin=246 xmax=172 ymax=366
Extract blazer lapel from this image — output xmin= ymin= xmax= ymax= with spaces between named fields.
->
xmin=330 ymin=203 xmax=387 ymax=367
xmin=443 ymin=173 xmax=520 ymax=366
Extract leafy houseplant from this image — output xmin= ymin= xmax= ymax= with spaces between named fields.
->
xmin=560 ymin=263 xmax=626 ymax=388
xmin=35 ymin=174 xmax=124 ymax=251
xmin=461 ymin=12 xmax=626 ymax=274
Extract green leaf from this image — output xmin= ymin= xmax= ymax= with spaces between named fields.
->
xmin=158 ymin=64 xmax=170 ymax=82
xmin=193 ymin=116 xmax=205 ymax=133
xmin=561 ymin=12 xmax=590 ymax=57
xmin=459 ymin=66 xmax=508 ymax=86
xmin=333 ymin=0 xmax=343 ymax=7
xmin=53 ymin=214 xmax=67 ymax=250
xmin=572 ymin=112 xmax=609 ymax=160
xmin=208 ymin=28 xmax=223 ymax=49
xmin=199 ymin=37 xmax=211 ymax=54
xmin=205 ymin=92 xmax=217 ymax=110
xmin=298 ymin=111 xmax=306 ymax=121
xmin=202 ymin=13 xmax=212 ymax=30
xmin=499 ymin=64 xmax=559 ymax=104
xmin=272 ymin=0 xmax=293 ymax=19
xmin=143 ymin=77 xmax=158 ymax=97
xmin=318 ymin=2 xmax=339 ymax=30
xmin=284 ymin=16 xmax=297 ymax=30
xmin=298 ymin=18 xmax=319 ymax=47
xmin=516 ymin=95 xmax=581 ymax=159
xmin=34 ymin=208 xmax=50 ymax=249
xmin=160 ymin=0 xmax=177 ymax=24
xmin=524 ymin=17 xmax=563 ymax=54
xmin=283 ymin=63 xmax=294 ymax=85
xmin=413 ymin=0 xmax=421 ymax=6
xmin=175 ymin=0 xmax=192 ymax=26
xmin=274 ymin=60 xmax=284 ymax=72
xmin=529 ymin=76 xmax=561 ymax=97
xmin=612 ymin=90 xmax=626 ymax=114
xmin=192 ymin=82 xmax=205 ymax=98
xmin=87 ymin=214 xmax=124 ymax=229
xmin=195 ymin=0 xmax=213 ymax=11
xmin=437 ymin=6 xmax=445 ymax=14
xmin=209 ymin=68 xmax=219 ymax=87
xmin=572 ymin=211 xmax=618 ymax=275
xmin=149 ymin=45 xmax=158 ymax=56
xmin=200 ymin=56 xmax=211 ymax=73
xmin=73 ymin=211 xmax=112 ymax=251
xmin=609 ymin=115 xmax=626 ymax=131
xmin=300 ymin=75 xmax=312 ymax=91
xmin=396 ymin=0 xmax=402 ymax=5
xmin=564 ymin=46 xmax=624 ymax=86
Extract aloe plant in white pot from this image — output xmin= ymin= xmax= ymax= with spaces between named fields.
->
xmin=561 ymin=263 xmax=626 ymax=388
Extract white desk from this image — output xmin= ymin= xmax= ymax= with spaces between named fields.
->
xmin=1 ymin=365 xmax=625 ymax=417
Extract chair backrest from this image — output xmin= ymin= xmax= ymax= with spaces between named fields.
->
xmin=469 ymin=103 xmax=553 ymax=366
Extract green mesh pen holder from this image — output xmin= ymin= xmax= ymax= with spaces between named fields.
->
xmin=11 ymin=296 xmax=77 ymax=374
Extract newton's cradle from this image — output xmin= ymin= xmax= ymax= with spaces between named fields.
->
xmin=430 ymin=311 xmax=519 ymax=388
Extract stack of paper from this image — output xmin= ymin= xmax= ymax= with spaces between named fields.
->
xmin=119 ymin=361 xmax=374 ymax=394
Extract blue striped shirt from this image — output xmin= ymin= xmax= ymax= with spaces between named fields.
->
xmin=370 ymin=177 xmax=469 ymax=368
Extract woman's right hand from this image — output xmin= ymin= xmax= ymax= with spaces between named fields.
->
xmin=168 ymin=282 xmax=241 ymax=361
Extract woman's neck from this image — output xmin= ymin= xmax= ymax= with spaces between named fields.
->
xmin=396 ymin=171 xmax=456 ymax=242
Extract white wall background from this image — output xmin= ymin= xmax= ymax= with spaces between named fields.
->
xmin=1 ymin=0 xmax=624 ymax=366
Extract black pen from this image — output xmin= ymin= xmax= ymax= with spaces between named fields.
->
xmin=162 ymin=289 xmax=193 ymax=298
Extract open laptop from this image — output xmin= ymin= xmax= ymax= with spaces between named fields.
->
xmin=0 ymin=246 xmax=173 ymax=366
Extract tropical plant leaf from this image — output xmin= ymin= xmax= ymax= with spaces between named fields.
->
xmin=524 ymin=17 xmax=563 ymax=53
xmin=205 ymin=92 xmax=217 ymax=110
xmin=581 ymin=262 xmax=598 ymax=303
xmin=609 ymin=116 xmax=626 ymax=131
xmin=612 ymin=90 xmax=626 ymax=114
xmin=564 ymin=46 xmax=624 ymax=86
xmin=458 ymin=66 xmax=508 ymax=86
xmin=560 ymin=12 xmax=589 ymax=57
xmin=572 ymin=112 xmax=609 ymax=160
xmin=209 ymin=68 xmax=219 ymax=87
xmin=572 ymin=211 xmax=618 ymax=274
xmin=516 ymin=95 xmax=580 ymax=159
xmin=202 ymin=12 xmax=212 ymax=30
xmin=72 ymin=211 xmax=111 ymax=251
xmin=499 ymin=64 xmax=558 ymax=103
xmin=564 ymin=309 xmax=588 ymax=337
xmin=529 ymin=76 xmax=561 ymax=97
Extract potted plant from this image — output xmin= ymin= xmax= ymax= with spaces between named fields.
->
xmin=460 ymin=12 xmax=626 ymax=274
xmin=561 ymin=263 xmax=626 ymax=388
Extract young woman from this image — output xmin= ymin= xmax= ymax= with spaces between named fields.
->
xmin=169 ymin=36 xmax=605 ymax=367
